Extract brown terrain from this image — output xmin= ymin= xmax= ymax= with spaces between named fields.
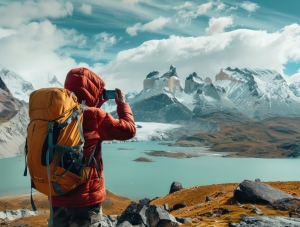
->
xmin=174 ymin=113 xmax=300 ymax=158
xmin=1 ymin=181 xmax=300 ymax=227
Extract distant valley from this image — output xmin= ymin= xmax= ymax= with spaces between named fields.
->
xmin=1 ymin=64 xmax=300 ymax=158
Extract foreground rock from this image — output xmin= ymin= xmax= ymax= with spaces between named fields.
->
xmin=117 ymin=202 xmax=179 ymax=227
xmin=231 ymin=216 xmax=300 ymax=227
xmin=234 ymin=180 xmax=293 ymax=203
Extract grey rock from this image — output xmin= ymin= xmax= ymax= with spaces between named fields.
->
xmin=251 ymin=207 xmax=264 ymax=215
xmin=116 ymin=203 xmax=179 ymax=227
xmin=205 ymin=196 xmax=213 ymax=202
xmin=175 ymin=217 xmax=192 ymax=224
xmin=172 ymin=202 xmax=187 ymax=211
xmin=117 ymin=202 xmax=148 ymax=226
xmin=234 ymin=180 xmax=292 ymax=204
xmin=101 ymin=214 xmax=117 ymax=227
xmin=169 ymin=182 xmax=183 ymax=194
xmin=235 ymin=216 xmax=300 ymax=227
xmin=147 ymin=205 xmax=179 ymax=227
xmin=163 ymin=204 xmax=169 ymax=211
xmin=139 ymin=198 xmax=151 ymax=207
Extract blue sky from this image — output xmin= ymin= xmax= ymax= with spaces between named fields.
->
xmin=0 ymin=0 xmax=300 ymax=92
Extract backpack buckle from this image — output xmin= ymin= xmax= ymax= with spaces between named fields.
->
xmin=48 ymin=122 xmax=54 ymax=132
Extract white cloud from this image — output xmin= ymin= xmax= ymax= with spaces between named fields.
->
xmin=0 ymin=28 xmax=17 ymax=39
xmin=126 ymin=17 xmax=171 ymax=36
xmin=174 ymin=2 xmax=213 ymax=26
xmin=122 ymin=0 xmax=139 ymax=6
xmin=196 ymin=2 xmax=213 ymax=16
xmin=79 ymin=3 xmax=92 ymax=15
xmin=0 ymin=20 xmax=86 ymax=89
xmin=90 ymin=32 xmax=118 ymax=60
xmin=173 ymin=2 xmax=193 ymax=10
xmin=126 ymin=23 xmax=142 ymax=36
xmin=205 ymin=16 xmax=233 ymax=35
xmin=95 ymin=24 xmax=300 ymax=93
xmin=216 ymin=3 xmax=226 ymax=11
xmin=226 ymin=6 xmax=238 ymax=12
xmin=240 ymin=1 xmax=260 ymax=13
xmin=0 ymin=0 xmax=73 ymax=28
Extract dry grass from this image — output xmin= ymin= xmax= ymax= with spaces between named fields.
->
xmin=1 ymin=181 xmax=300 ymax=227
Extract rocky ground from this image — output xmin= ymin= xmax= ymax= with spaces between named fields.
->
xmin=1 ymin=180 xmax=300 ymax=227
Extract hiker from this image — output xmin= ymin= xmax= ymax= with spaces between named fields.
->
xmin=51 ymin=67 xmax=136 ymax=227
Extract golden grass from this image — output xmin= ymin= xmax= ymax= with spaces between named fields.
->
xmin=1 ymin=181 xmax=300 ymax=227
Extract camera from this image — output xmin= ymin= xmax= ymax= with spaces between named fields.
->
xmin=103 ymin=90 xmax=116 ymax=99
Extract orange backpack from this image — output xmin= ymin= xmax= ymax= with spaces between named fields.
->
xmin=24 ymin=88 xmax=93 ymax=201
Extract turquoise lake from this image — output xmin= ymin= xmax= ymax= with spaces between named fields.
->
xmin=0 ymin=141 xmax=300 ymax=200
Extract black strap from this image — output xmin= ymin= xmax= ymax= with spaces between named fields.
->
xmin=23 ymin=139 xmax=28 ymax=176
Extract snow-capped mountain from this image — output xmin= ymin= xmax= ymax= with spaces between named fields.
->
xmin=131 ymin=65 xmax=239 ymax=117
xmin=0 ymin=78 xmax=29 ymax=158
xmin=0 ymin=66 xmax=34 ymax=103
xmin=48 ymin=75 xmax=63 ymax=88
xmin=213 ymin=67 xmax=300 ymax=119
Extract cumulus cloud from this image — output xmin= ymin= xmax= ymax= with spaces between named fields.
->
xmin=175 ymin=2 xmax=213 ymax=26
xmin=0 ymin=0 xmax=73 ymax=28
xmin=240 ymin=1 xmax=260 ymax=13
xmin=0 ymin=20 xmax=86 ymax=88
xmin=79 ymin=3 xmax=92 ymax=15
xmin=0 ymin=28 xmax=17 ymax=39
xmin=90 ymin=32 xmax=118 ymax=60
xmin=205 ymin=16 xmax=233 ymax=34
xmin=95 ymin=24 xmax=300 ymax=93
xmin=122 ymin=0 xmax=139 ymax=6
xmin=126 ymin=16 xmax=171 ymax=36
xmin=173 ymin=2 xmax=193 ymax=10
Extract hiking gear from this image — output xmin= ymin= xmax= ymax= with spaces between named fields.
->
xmin=52 ymin=68 xmax=136 ymax=208
xmin=25 ymin=88 xmax=92 ymax=198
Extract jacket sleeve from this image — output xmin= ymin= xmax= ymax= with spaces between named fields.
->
xmin=98 ymin=103 xmax=136 ymax=141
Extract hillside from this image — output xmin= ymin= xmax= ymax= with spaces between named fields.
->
xmin=1 ymin=181 xmax=300 ymax=226
xmin=173 ymin=116 xmax=300 ymax=158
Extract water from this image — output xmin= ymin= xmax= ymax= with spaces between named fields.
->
xmin=1 ymin=141 xmax=300 ymax=200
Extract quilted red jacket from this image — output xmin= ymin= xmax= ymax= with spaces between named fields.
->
xmin=52 ymin=68 xmax=136 ymax=208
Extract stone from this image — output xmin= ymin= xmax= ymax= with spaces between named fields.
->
xmin=234 ymin=180 xmax=292 ymax=204
xmin=175 ymin=217 xmax=192 ymax=224
xmin=205 ymin=196 xmax=213 ymax=202
xmin=172 ymin=202 xmax=187 ymax=211
xmin=169 ymin=182 xmax=183 ymax=194
xmin=235 ymin=216 xmax=300 ymax=227
xmin=139 ymin=198 xmax=151 ymax=207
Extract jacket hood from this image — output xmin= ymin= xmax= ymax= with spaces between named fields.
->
xmin=64 ymin=67 xmax=105 ymax=107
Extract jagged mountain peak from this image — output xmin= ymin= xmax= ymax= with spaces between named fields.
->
xmin=0 ymin=66 xmax=34 ymax=102
xmin=48 ymin=74 xmax=63 ymax=87
xmin=161 ymin=65 xmax=178 ymax=78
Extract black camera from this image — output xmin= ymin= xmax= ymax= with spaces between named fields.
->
xmin=103 ymin=90 xmax=116 ymax=99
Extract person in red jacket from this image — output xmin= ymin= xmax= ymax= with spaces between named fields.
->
xmin=51 ymin=67 xmax=136 ymax=227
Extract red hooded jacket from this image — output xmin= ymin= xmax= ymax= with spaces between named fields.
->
xmin=52 ymin=67 xmax=136 ymax=208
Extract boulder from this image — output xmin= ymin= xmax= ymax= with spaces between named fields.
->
xmin=169 ymin=182 xmax=183 ymax=194
xmin=100 ymin=214 xmax=117 ymax=227
xmin=139 ymin=198 xmax=151 ymax=207
xmin=233 ymin=216 xmax=300 ymax=227
xmin=172 ymin=202 xmax=187 ymax=211
xmin=234 ymin=180 xmax=292 ymax=204
xmin=116 ymin=203 xmax=179 ymax=227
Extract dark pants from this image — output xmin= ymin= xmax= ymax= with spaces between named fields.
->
xmin=52 ymin=204 xmax=102 ymax=227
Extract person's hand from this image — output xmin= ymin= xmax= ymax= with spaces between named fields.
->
xmin=95 ymin=96 xmax=108 ymax=108
xmin=115 ymin=88 xmax=125 ymax=105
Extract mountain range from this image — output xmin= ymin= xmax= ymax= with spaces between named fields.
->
xmin=1 ymin=64 xmax=300 ymax=158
